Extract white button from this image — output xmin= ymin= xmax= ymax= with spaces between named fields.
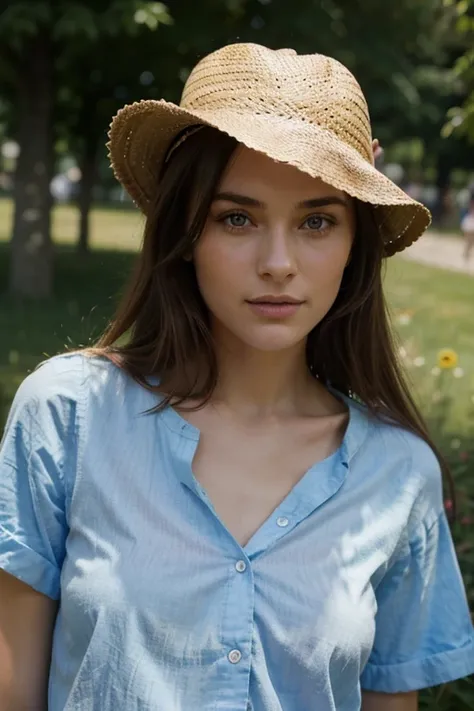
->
xmin=235 ymin=560 xmax=247 ymax=573
xmin=228 ymin=649 xmax=242 ymax=664
xmin=276 ymin=516 xmax=289 ymax=527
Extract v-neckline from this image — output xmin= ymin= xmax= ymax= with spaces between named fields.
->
xmin=160 ymin=389 xmax=369 ymax=556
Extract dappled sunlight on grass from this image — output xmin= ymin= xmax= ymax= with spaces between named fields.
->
xmin=0 ymin=197 xmax=144 ymax=251
xmin=384 ymin=257 xmax=474 ymax=431
xmin=0 ymin=240 xmax=136 ymax=410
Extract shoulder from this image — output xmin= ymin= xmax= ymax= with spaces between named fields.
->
xmin=369 ymin=410 xmax=439 ymax=474
xmin=6 ymin=351 xmax=152 ymax=436
xmin=4 ymin=353 xmax=86 ymax=441
xmin=12 ymin=351 xmax=85 ymax=403
xmin=4 ymin=352 xmax=164 ymax=472
xmin=1 ymin=354 xmax=91 ymax=492
xmin=348 ymin=397 xmax=444 ymax=528
xmin=31 ymin=351 xmax=163 ymax=429
xmin=13 ymin=350 xmax=146 ymax=404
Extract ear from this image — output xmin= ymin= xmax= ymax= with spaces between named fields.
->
xmin=183 ymin=252 xmax=193 ymax=262
xmin=372 ymin=138 xmax=383 ymax=161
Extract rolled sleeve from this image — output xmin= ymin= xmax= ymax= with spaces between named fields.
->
xmin=0 ymin=521 xmax=61 ymax=598
xmin=361 ymin=510 xmax=474 ymax=692
xmin=0 ymin=356 xmax=81 ymax=599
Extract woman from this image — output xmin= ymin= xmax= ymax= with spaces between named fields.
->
xmin=1 ymin=43 xmax=473 ymax=711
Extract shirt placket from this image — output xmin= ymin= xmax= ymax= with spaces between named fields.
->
xmin=175 ymin=427 xmax=350 ymax=710
xmin=192 ymin=493 xmax=315 ymax=709
xmin=214 ymin=550 xmax=255 ymax=710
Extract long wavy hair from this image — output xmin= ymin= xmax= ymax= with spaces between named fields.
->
xmin=87 ymin=126 xmax=454 ymax=514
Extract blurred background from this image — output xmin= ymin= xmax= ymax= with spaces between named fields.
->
xmin=0 ymin=1 xmax=473 ymax=706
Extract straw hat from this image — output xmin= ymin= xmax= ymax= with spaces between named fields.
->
xmin=108 ymin=42 xmax=431 ymax=256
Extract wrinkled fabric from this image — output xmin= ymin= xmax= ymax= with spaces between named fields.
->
xmin=0 ymin=353 xmax=473 ymax=711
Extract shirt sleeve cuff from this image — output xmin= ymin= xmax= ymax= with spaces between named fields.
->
xmin=0 ymin=526 xmax=60 ymax=599
xmin=360 ymin=638 xmax=474 ymax=693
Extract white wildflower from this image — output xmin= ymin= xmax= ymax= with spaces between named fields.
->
xmin=397 ymin=313 xmax=412 ymax=326
xmin=413 ymin=356 xmax=425 ymax=367
xmin=453 ymin=367 xmax=465 ymax=379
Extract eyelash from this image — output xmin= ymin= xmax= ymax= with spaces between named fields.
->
xmin=218 ymin=211 xmax=336 ymax=234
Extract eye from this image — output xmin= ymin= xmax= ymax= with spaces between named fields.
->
xmin=221 ymin=212 xmax=251 ymax=229
xmin=302 ymin=214 xmax=334 ymax=231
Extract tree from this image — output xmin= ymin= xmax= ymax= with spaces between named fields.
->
xmin=224 ymin=0 xmax=449 ymax=135
xmin=58 ymin=0 xmax=248 ymax=253
xmin=443 ymin=0 xmax=474 ymax=145
xmin=63 ymin=0 xmax=470 ymax=243
xmin=231 ymin=0 xmax=470 ymax=220
xmin=2 ymin=0 xmax=471 ymax=280
xmin=0 ymin=0 xmax=171 ymax=298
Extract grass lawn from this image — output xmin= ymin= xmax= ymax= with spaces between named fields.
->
xmin=384 ymin=257 xmax=474 ymax=432
xmin=1 ymin=197 xmax=474 ymax=432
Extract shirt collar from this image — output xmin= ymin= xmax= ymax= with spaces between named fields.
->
xmin=159 ymin=386 xmax=370 ymax=492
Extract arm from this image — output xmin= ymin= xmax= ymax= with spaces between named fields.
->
xmin=0 ymin=569 xmax=58 ymax=711
xmin=360 ymin=443 xmax=474 ymax=695
xmin=362 ymin=691 xmax=418 ymax=711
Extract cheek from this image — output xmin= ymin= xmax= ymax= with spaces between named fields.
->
xmin=193 ymin=237 xmax=245 ymax=311
xmin=308 ymin=238 xmax=350 ymax=286
xmin=303 ymin=239 xmax=351 ymax=316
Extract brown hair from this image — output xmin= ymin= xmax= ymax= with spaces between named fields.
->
xmin=88 ymin=126 xmax=455 ymax=514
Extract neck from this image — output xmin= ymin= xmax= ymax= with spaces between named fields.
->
xmin=210 ymin=329 xmax=328 ymax=420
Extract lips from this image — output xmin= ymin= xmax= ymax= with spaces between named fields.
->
xmin=247 ymin=297 xmax=303 ymax=305
xmin=250 ymin=301 xmax=302 ymax=306
xmin=246 ymin=298 xmax=304 ymax=318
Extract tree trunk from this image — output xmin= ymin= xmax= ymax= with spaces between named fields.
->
xmin=9 ymin=32 xmax=54 ymax=299
xmin=77 ymin=139 xmax=99 ymax=255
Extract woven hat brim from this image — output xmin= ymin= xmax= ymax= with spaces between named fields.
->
xmin=108 ymin=100 xmax=431 ymax=256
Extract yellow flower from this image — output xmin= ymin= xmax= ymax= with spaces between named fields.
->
xmin=437 ymin=348 xmax=458 ymax=369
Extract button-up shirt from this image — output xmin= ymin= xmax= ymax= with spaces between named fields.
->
xmin=1 ymin=353 xmax=473 ymax=711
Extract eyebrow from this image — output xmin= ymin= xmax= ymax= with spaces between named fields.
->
xmin=213 ymin=191 xmax=349 ymax=209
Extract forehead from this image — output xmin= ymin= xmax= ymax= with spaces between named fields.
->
xmin=218 ymin=144 xmax=347 ymax=202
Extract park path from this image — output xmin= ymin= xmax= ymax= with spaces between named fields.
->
xmin=402 ymin=231 xmax=474 ymax=275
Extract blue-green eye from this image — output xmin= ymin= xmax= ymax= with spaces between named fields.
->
xmin=223 ymin=212 xmax=250 ymax=228
xmin=303 ymin=215 xmax=332 ymax=231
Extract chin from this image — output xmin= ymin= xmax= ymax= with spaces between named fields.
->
xmin=238 ymin=325 xmax=308 ymax=353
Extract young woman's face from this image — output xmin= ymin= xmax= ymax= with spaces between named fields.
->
xmin=193 ymin=145 xmax=356 ymax=353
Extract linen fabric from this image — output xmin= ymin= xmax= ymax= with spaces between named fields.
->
xmin=0 ymin=353 xmax=473 ymax=711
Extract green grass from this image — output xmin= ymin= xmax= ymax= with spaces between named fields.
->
xmin=0 ymin=196 xmax=144 ymax=251
xmin=0 ymin=243 xmax=133 ymax=408
xmin=384 ymin=258 xmax=474 ymax=432
xmin=0 ymin=198 xmax=142 ymax=423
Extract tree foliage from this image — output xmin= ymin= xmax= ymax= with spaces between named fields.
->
xmin=443 ymin=0 xmax=474 ymax=143
xmin=0 ymin=0 xmax=171 ymax=297
xmin=0 ymin=0 xmax=473 ymax=296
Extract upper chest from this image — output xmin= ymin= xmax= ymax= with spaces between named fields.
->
xmin=74 ymin=394 xmax=412 ymax=568
xmin=67 ymin=411 xmax=411 ymax=640
xmin=179 ymin=407 xmax=347 ymax=546
xmin=65 ymin=426 xmax=392 ymax=670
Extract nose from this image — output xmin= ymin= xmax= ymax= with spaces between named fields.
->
xmin=257 ymin=228 xmax=297 ymax=283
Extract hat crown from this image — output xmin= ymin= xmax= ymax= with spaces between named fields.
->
xmin=180 ymin=43 xmax=373 ymax=162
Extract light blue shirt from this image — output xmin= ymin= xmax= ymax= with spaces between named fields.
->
xmin=0 ymin=353 xmax=473 ymax=711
